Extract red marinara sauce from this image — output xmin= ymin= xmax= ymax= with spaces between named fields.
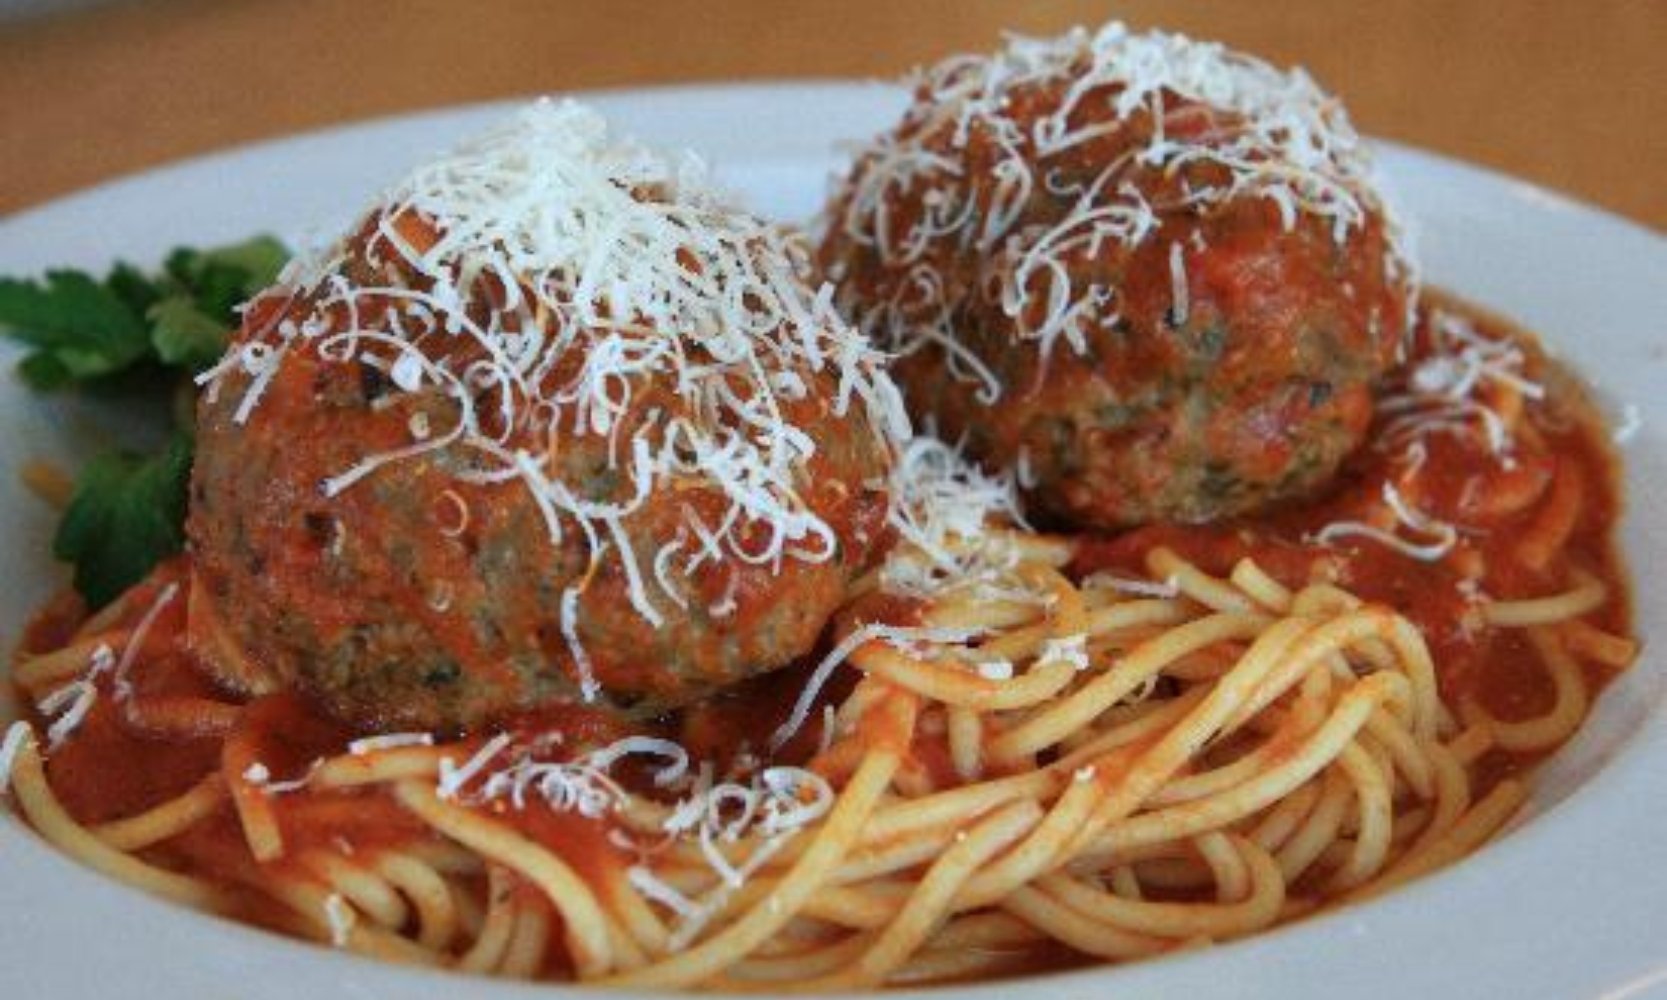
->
xmin=1073 ymin=290 xmax=1632 ymax=785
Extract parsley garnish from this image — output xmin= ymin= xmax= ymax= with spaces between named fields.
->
xmin=54 ymin=435 xmax=195 ymax=609
xmin=0 ymin=270 xmax=152 ymax=390
xmin=0 ymin=236 xmax=287 ymax=390
xmin=0 ymin=236 xmax=288 ymax=606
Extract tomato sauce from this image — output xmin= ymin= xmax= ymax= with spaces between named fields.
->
xmin=6 ymin=286 xmax=1633 ymax=974
xmin=1075 ymin=293 xmax=1631 ymax=783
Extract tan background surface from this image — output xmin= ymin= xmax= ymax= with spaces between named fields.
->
xmin=1 ymin=0 xmax=1664 ymax=230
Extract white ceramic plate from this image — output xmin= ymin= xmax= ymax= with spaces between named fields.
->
xmin=1 ymin=83 xmax=1663 ymax=1000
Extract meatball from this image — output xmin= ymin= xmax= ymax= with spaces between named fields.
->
xmin=819 ymin=24 xmax=1414 ymax=528
xmin=190 ymin=102 xmax=901 ymax=731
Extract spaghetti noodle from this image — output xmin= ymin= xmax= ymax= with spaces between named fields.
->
xmin=1 ymin=294 xmax=1637 ymax=987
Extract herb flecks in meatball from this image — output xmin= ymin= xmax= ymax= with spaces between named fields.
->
xmin=820 ymin=23 xmax=1416 ymax=528
xmin=191 ymin=101 xmax=906 ymax=730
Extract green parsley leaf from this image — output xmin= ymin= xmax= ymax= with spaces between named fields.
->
xmin=0 ymin=270 xmax=152 ymax=387
xmin=0 ymin=235 xmax=288 ymax=390
xmin=166 ymin=235 xmax=289 ymax=318
xmin=106 ymin=261 xmax=166 ymax=319
xmin=4 ymin=236 xmax=288 ymax=607
xmin=53 ymin=434 xmax=194 ymax=608
xmin=16 ymin=352 xmax=75 ymax=391
xmin=149 ymin=296 xmax=232 ymax=370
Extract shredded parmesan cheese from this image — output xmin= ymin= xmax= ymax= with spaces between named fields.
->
xmin=1378 ymin=308 xmax=1544 ymax=468
xmin=112 ymin=582 xmax=180 ymax=704
xmin=437 ymin=733 xmax=513 ymax=800
xmin=644 ymin=764 xmax=836 ymax=947
xmin=324 ymin=893 xmax=356 ymax=947
xmin=583 ymin=736 xmax=690 ymax=788
xmin=1167 ymin=240 xmax=1190 ymax=327
xmin=1084 ymin=571 xmax=1181 ymax=598
xmin=1038 ymin=633 xmax=1091 ymax=671
xmin=0 ymin=722 xmax=31 ymax=796
xmin=880 ymin=436 xmax=1031 ymax=601
xmin=33 ymin=640 xmax=118 ymax=751
xmin=242 ymin=759 xmax=322 ymax=795
xmin=627 ymin=865 xmax=700 ymax=917
xmin=37 ymin=678 xmax=98 ymax=750
xmin=465 ymin=735 xmax=690 ymax=817
xmin=1311 ymin=482 xmax=1459 ymax=562
xmin=203 ymin=99 xmax=910 ymax=701
xmin=1613 ymin=403 xmax=1641 ymax=445
xmin=831 ymin=21 xmax=1413 ymax=391
xmin=347 ymin=733 xmax=435 ymax=755
xmin=769 ymin=622 xmax=984 ymax=751
xmin=446 ymin=728 xmax=834 ymax=948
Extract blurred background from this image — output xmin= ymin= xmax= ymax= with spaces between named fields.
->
xmin=1 ymin=0 xmax=1663 ymax=229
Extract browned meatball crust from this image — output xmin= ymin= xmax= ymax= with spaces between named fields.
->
xmin=190 ymin=106 xmax=903 ymax=730
xmin=819 ymin=25 xmax=1415 ymax=528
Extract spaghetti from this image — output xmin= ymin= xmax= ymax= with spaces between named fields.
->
xmin=0 ymin=294 xmax=1637 ymax=987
